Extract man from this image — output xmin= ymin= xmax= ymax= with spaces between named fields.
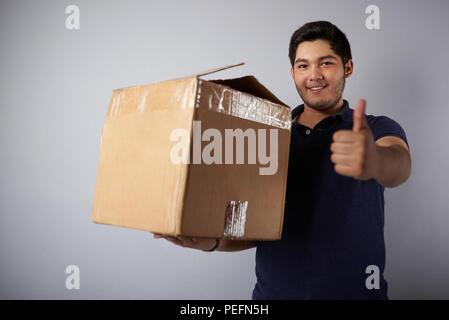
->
xmin=153 ymin=21 xmax=411 ymax=300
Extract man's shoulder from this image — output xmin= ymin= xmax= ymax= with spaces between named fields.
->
xmin=364 ymin=114 xmax=408 ymax=145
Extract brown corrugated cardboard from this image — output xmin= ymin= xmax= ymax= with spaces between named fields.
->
xmin=92 ymin=63 xmax=291 ymax=240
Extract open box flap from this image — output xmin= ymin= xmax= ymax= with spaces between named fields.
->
xmin=193 ymin=62 xmax=245 ymax=77
xmin=194 ymin=62 xmax=289 ymax=108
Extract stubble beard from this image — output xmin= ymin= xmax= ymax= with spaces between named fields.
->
xmin=295 ymin=75 xmax=346 ymax=112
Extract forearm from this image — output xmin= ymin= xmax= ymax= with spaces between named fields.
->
xmin=374 ymin=144 xmax=411 ymax=188
xmin=216 ymin=239 xmax=257 ymax=252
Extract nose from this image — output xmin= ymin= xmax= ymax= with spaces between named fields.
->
xmin=309 ymin=65 xmax=324 ymax=81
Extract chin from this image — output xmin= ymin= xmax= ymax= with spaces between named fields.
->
xmin=305 ymin=99 xmax=332 ymax=111
xmin=305 ymin=94 xmax=343 ymax=111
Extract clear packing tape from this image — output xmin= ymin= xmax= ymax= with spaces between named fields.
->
xmin=197 ymin=79 xmax=292 ymax=130
xmin=107 ymin=78 xmax=291 ymax=131
xmin=223 ymin=201 xmax=248 ymax=239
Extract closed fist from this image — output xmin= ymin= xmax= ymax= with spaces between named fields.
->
xmin=330 ymin=99 xmax=379 ymax=180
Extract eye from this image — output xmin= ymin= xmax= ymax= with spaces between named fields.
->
xmin=297 ymin=64 xmax=307 ymax=69
xmin=321 ymin=61 xmax=333 ymax=66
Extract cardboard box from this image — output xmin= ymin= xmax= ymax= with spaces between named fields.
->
xmin=92 ymin=63 xmax=291 ymax=240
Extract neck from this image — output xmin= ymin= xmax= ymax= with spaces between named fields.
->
xmin=296 ymin=98 xmax=344 ymax=129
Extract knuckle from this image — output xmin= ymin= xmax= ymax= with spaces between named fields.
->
xmin=330 ymin=153 xmax=336 ymax=162
xmin=333 ymin=131 xmax=341 ymax=141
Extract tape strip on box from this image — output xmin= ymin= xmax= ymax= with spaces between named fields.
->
xmin=223 ymin=201 xmax=248 ymax=239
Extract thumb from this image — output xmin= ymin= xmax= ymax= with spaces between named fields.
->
xmin=353 ymin=99 xmax=368 ymax=132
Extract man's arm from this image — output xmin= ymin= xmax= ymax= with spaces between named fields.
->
xmin=374 ymin=136 xmax=411 ymax=188
xmin=331 ymin=99 xmax=411 ymax=188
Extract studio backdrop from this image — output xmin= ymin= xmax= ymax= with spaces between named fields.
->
xmin=1 ymin=0 xmax=448 ymax=299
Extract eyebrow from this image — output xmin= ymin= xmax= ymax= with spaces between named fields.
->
xmin=294 ymin=55 xmax=338 ymax=65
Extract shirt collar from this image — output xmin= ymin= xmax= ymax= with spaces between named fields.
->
xmin=292 ymin=99 xmax=352 ymax=122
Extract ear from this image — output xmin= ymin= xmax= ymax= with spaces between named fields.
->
xmin=291 ymin=66 xmax=294 ymax=80
xmin=344 ymin=59 xmax=354 ymax=78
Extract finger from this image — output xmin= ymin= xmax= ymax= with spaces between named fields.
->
xmin=164 ymin=235 xmax=185 ymax=246
xmin=330 ymin=153 xmax=356 ymax=166
xmin=330 ymin=142 xmax=354 ymax=155
xmin=177 ymin=236 xmax=195 ymax=246
xmin=352 ymin=99 xmax=368 ymax=132
xmin=333 ymin=130 xmax=357 ymax=143
xmin=334 ymin=163 xmax=360 ymax=177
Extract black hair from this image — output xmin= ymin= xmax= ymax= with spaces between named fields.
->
xmin=288 ymin=21 xmax=352 ymax=68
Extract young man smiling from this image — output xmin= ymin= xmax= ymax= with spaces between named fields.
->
xmin=153 ymin=21 xmax=411 ymax=300
xmin=252 ymin=21 xmax=411 ymax=300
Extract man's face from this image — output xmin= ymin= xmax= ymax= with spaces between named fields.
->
xmin=290 ymin=39 xmax=353 ymax=111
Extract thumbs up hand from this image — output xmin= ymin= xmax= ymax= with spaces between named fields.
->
xmin=330 ymin=99 xmax=379 ymax=180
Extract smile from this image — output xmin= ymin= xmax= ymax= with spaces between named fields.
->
xmin=308 ymin=85 xmax=327 ymax=93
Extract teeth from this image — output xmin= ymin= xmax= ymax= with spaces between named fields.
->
xmin=310 ymin=86 xmax=323 ymax=90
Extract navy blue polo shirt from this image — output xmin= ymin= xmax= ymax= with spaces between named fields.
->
xmin=252 ymin=100 xmax=408 ymax=300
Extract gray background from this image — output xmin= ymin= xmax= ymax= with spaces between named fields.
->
xmin=1 ymin=0 xmax=448 ymax=299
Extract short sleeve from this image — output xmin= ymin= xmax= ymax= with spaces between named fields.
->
xmin=368 ymin=115 xmax=409 ymax=148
